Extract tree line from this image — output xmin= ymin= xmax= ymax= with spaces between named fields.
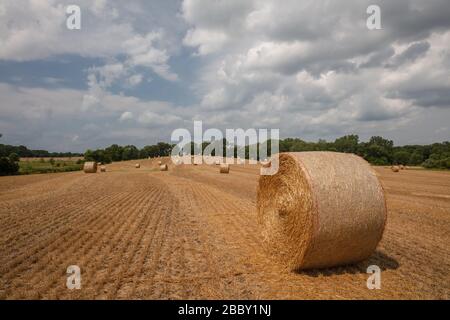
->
xmin=85 ymin=135 xmax=450 ymax=170
xmin=1 ymin=134 xmax=449 ymax=176
xmin=0 ymin=143 xmax=82 ymax=158
xmin=0 ymin=134 xmax=83 ymax=175
xmin=278 ymin=135 xmax=450 ymax=169
xmin=83 ymin=143 xmax=172 ymax=164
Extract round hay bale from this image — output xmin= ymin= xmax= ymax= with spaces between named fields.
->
xmin=391 ymin=166 xmax=400 ymax=172
xmin=220 ymin=164 xmax=230 ymax=174
xmin=160 ymin=164 xmax=168 ymax=171
xmin=158 ymin=160 xmax=162 ymax=165
xmin=257 ymin=152 xmax=387 ymax=270
xmin=135 ymin=163 xmax=140 ymax=169
xmin=100 ymin=165 xmax=106 ymax=172
xmin=399 ymin=165 xmax=405 ymax=170
xmin=83 ymin=161 xmax=97 ymax=173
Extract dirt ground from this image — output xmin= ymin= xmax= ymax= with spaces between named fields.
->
xmin=0 ymin=158 xmax=449 ymax=299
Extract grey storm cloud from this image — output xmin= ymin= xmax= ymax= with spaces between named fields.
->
xmin=389 ymin=87 xmax=450 ymax=108
xmin=388 ymin=41 xmax=431 ymax=68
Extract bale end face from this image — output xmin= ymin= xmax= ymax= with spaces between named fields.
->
xmin=257 ymin=152 xmax=387 ymax=270
xmin=135 ymin=164 xmax=141 ymax=168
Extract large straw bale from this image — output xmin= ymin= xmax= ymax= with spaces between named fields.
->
xmin=257 ymin=152 xmax=387 ymax=270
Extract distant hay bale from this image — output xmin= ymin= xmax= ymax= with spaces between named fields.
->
xmin=257 ymin=152 xmax=387 ymax=270
xmin=135 ymin=163 xmax=140 ymax=168
xmin=399 ymin=165 xmax=405 ymax=170
xmin=83 ymin=161 xmax=97 ymax=173
xmin=220 ymin=164 xmax=230 ymax=174
xmin=100 ymin=165 xmax=106 ymax=172
xmin=160 ymin=164 xmax=168 ymax=171
xmin=391 ymin=166 xmax=400 ymax=172
xmin=158 ymin=160 xmax=162 ymax=165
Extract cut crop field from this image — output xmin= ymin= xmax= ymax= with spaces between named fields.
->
xmin=0 ymin=158 xmax=449 ymax=299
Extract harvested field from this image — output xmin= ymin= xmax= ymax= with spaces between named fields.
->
xmin=0 ymin=158 xmax=449 ymax=299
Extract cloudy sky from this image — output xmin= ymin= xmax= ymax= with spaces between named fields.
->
xmin=0 ymin=0 xmax=449 ymax=152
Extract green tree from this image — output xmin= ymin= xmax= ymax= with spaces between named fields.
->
xmin=141 ymin=145 xmax=160 ymax=158
xmin=422 ymin=158 xmax=438 ymax=169
xmin=362 ymin=136 xmax=394 ymax=164
xmin=84 ymin=149 xmax=95 ymax=161
xmin=369 ymin=136 xmax=394 ymax=149
xmin=393 ymin=151 xmax=410 ymax=165
xmin=122 ymin=145 xmax=139 ymax=160
xmin=156 ymin=142 xmax=172 ymax=157
xmin=105 ymin=144 xmax=123 ymax=161
xmin=334 ymin=135 xmax=359 ymax=154
xmin=408 ymin=152 xmax=423 ymax=166
xmin=8 ymin=153 xmax=20 ymax=162
xmin=0 ymin=157 xmax=19 ymax=176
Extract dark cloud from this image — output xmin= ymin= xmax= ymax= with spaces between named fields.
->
xmin=360 ymin=47 xmax=396 ymax=68
xmin=389 ymin=87 xmax=450 ymax=108
xmin=382 ymin=0 xmax=450 ymax=43
xmin=388 ymin=41 xmax=431 ymax=68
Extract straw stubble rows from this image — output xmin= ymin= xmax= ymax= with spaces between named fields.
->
xmin=0 ymin=158 xmax=449 ymax=299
